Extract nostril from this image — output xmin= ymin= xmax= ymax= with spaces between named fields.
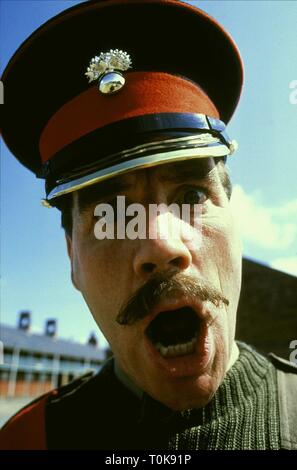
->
xmin=142 ymin=262 xmax=156 ymax=274
xmin=171 ymin=257 xmax=187 ymax=269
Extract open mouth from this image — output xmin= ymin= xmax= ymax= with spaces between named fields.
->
xmin=145 ymin=306 xmax=201 ymax=358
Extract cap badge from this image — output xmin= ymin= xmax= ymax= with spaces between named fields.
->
xmin=85 ymin=49 xmax=132 ymax=95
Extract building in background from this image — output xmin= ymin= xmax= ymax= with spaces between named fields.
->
xmin=0 ymin=312 xmax=106 ymax=399
xmin=236 ymin=259 xmax=297 ymax=359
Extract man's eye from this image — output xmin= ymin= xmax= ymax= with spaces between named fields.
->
xmin=179 ymin=189 xmax=207 ymax=206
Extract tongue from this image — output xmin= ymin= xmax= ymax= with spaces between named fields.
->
xmin=146 ymin=307 xmax=200 ymax=347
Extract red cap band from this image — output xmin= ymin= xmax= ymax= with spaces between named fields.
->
xmin=39 ymin=72 xmax=219 ymax=163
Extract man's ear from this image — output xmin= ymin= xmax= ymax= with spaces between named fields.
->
xmin=65 ymin=234 xmax=80 ymax=291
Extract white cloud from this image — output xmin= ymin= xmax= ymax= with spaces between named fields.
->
xmin=270 ymin=256 xmax=297 ymax=277
xmin=230 ymin=185 xmax=297 ymax=250
xmin=271 ymin=199 xmax=297 ymax=217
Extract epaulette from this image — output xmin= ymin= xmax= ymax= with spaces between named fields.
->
xmin=268 ymin=353 xmax=297 ymax=374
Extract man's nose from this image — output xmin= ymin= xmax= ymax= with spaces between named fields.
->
xmin=133 ymin=214 xmax=192 ymax=279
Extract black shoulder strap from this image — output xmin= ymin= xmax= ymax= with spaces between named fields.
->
xmin=269 ymin=353 xmax=297 ymax=450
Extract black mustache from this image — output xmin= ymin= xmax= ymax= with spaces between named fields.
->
xmin=116 ymin=271 xmax=229 ymax=326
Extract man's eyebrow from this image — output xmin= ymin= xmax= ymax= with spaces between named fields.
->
xmin=77 ymin=177 xmax=132 ymax=210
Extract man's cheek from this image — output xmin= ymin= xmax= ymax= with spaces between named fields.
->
xmin=198 ymin=221 xmax=232 ymax=262
xmin=200 ymin=221 xmax=241 ymax=305
xmin=203 ymin=213 xmax=240 ymax=257
xmin=71 ymin=245 xmax=108 ymax=303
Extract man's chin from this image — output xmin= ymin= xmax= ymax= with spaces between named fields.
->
xmin=147 ymin=372 xmax=220 ymax=411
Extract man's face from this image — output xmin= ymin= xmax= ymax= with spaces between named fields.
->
xmin=67 ymin=157 xmax=242 ymax=410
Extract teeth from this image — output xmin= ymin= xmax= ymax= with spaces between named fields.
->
xmin=155 ymin=337 xmax=197 ymax=358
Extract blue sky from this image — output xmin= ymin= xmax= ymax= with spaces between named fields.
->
xmin=1 ymin=1 xmax=297 ymax=346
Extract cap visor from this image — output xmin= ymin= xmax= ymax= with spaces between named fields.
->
xmin=47 ymin=143 xmax=230 ymax=201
